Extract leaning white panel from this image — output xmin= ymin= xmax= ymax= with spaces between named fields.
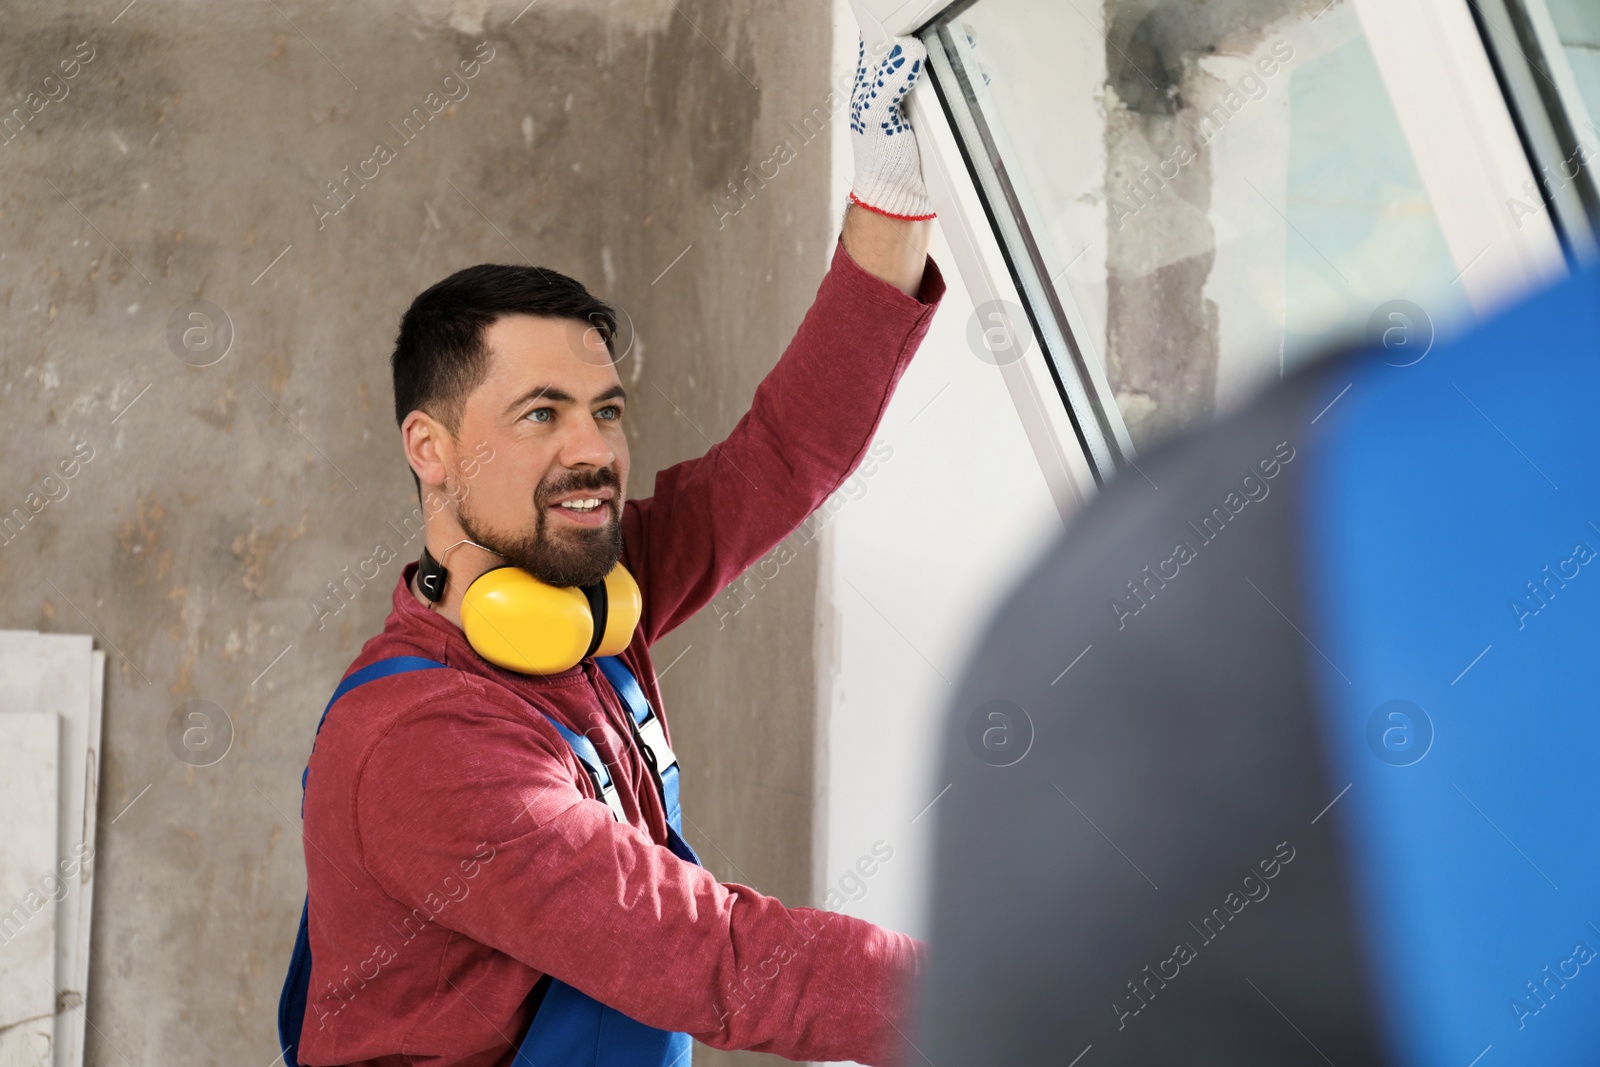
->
xmin=60 ymin=650 xmax=103 ymax=1067
xmin=0 ymin=712 xmax=61 ymax=1067
xmin=0 ymin=632 xmax=101 ymax=1067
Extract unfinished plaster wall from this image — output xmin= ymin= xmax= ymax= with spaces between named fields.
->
xmin=0 ymin=1 xmax=836 ymax=1063
xmin=1101 ymin=0 xmax=1316 ymax=449
xmin=930 ymin=0 xmax=1336 ymax=452
xmin=1101 ymin=0 xmax=1469 ymax=451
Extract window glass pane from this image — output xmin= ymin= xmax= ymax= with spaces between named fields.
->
xmin=1545 ymin=0 xmax=1600 ymax=119
xmin=927 ymin=0 xmax=1472 ymax=452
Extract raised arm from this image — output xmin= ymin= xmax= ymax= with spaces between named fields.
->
xmin=623 ymin=36 xmax=945 ymax=646
xmin=843 ymin=200 xmax=932 ymax=297
xmin=841 ymin=35 xmax=937 ymax=295
xmin=622 ymin=233 xmax=942 ymax=646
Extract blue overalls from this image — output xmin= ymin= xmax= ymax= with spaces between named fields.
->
xmin=277 ymin=655 xmax=701 ymax=1067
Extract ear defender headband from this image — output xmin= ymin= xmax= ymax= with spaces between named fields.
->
xmin=418 ymin=543 xmax=642 ymax=675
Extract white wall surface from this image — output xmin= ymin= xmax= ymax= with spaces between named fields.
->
xmin=814 ymin=208 xmax=1065 ymax=944
xmin=817 ymin=0 xmax=1066 ymax=968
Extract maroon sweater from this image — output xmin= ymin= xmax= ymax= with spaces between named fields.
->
xmin=297 ymin=237 xmax=946 ymax=1067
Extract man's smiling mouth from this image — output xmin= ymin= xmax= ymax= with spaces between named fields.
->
xmin=545 ymin=487 xmax=615 ymax=526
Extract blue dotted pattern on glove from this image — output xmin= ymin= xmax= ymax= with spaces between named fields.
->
xmin=850 ymin=40 xmax=922 ymax=138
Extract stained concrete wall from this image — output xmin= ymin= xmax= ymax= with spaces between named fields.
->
xmin=0 ymin=1 xmax=837 ymax=1063
xmin=1102 ymin=0 xmax=1316 ymax=449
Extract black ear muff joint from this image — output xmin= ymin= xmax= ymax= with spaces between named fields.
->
xmin=579 ymin=581 xmax=609 ymax=659
xmin=417 ymin=545 xmax=449 ymax=603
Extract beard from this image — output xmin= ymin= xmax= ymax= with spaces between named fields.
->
xmin=456 ymin=467 xmax=623 ymax=589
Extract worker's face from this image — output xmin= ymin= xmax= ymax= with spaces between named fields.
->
xmin=449 ymin=313 xmax=630 ymax=589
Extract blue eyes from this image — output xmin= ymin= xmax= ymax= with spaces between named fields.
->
xmin=525 ymin=405 xmax=620 ymax=424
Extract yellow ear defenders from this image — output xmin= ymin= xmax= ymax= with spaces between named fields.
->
xmin=417 ymin=542 xmax=642 ymax=675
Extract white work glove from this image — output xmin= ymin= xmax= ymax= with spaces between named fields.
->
xmin=848 ymin=35 xmax=935 ymax=220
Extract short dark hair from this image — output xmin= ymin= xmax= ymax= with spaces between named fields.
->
xmin=391 ymin=263 xmax=618 ymax=444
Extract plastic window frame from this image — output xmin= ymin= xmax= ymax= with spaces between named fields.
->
xmin=853 ymin=0 xmax=1570 ymax=520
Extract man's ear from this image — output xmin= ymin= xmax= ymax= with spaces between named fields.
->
xmin=401 ymin=409 xmax=454 ymax=492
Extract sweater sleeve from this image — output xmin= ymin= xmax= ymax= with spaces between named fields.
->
xmin=623 ymin=236 xmax=945 ymax=646
xmin=355 ymin=695 xmax=925 ymax=1066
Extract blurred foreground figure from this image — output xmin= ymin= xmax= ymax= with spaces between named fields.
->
xmin=917 ymin=265 xmax=1600 ymax=1065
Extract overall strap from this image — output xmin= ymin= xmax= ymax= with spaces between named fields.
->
xmin=515 ymin=661 xmax=699 ymax=1067
xmin=281 ymin=654 xmax=448 ymax=1067
xmin=284 ymin=654 xmax=697 ymax=1067
xmin=540 ymin=712 xmax=628 ymax=823
xmin=301 ymin=655 xmax=449 ymax=800
xmin=328 ymin=655 xmax=450 ymax=710
xmin=304 ymin=655 xmax=677 ymax=835
xmin=595 ymin=655 xmax=683 ymax=834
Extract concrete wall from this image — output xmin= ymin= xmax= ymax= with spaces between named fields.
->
xmin=0 ymin=1 xmax=837 ymax=1063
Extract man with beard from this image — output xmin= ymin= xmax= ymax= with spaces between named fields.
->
xmin=286 ymin=35 xmax=943 ymax=1067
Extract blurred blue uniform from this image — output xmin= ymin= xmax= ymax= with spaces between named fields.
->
xmin=917 ymin=265 xmax=1600 ymax=1065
